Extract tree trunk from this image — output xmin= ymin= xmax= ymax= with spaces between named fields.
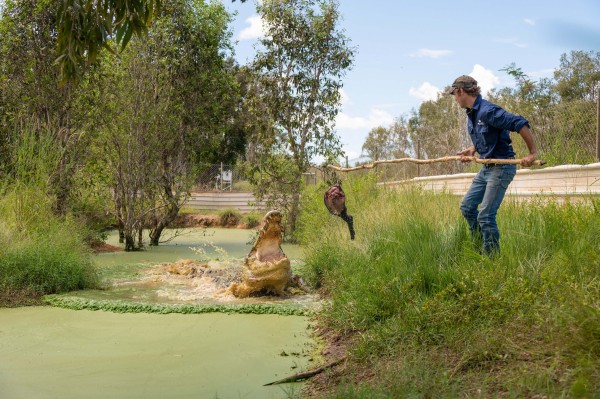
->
xmin=149 ymin=211 xmax=177 ymax=246
xmin=118 ymin=224 xmax=125 ymax=244
xmin=137 ymin=226 xmax=143 ymax=249
xmin=113 ymin=187 xmax=125 ymax=243
xmin=149 ymin=186 xmax=181 ymax=246
xmin=287 ymin=182 xmax=302 ymax=241
xmin=124 ymin=233 xmax=136 ymax=251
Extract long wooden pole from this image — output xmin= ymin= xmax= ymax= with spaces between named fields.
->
xmin=327 ymin=156 xmax=546 ymax=172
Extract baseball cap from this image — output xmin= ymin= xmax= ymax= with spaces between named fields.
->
xmin=445 ymin=75 xmax=478 ymax=95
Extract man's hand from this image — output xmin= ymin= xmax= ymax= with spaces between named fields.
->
xmin=456 ymin=146 xmax=476 ymax=162
xmin=520 ymin=153 xmax=537 ymax=167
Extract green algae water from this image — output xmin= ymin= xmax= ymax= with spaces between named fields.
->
xmin=0 ymin=307 xmax=312 ymax=399
xmin=0 ymin=228 xmax=318 ymax=398
xmin=84 ymin=228 xmax=320 ymax=310
xmin=95 ymin=228 xmax=304 ymax=270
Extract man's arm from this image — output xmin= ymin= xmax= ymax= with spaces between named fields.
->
xmin=519 ymin=125 xmax=537 ymax=167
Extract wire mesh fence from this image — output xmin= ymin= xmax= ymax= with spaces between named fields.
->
xmin=194 ymin=87 xmax=599 ymax=191
xmin=192 ymin=163 xmax=246 ymax=192
xmin=361 ymin=87 xmax=600 ymax=183
xmin=192 ymin=164 xmax=327 ymax=193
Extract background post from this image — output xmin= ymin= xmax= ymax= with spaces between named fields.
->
xmin=596 ymin=84 xmax=599 ymax=161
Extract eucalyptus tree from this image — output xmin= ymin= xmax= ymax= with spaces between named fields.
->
xmin=408 ymin=94 xmax=467 ymax=176
xmin=362 ymin=126 xmax=392 ymax=162
xmin=389 ymin=116 xmax=414 ymax=159
xmin=247 ymin=0 xmax=354 ymax=237
xmin=147 ymin=0 xmax=238 ymax=246
xmin=94 ymin=0 xmax=238 ymax=249
xmin=553 ymin=50 xmax=600 ymax=102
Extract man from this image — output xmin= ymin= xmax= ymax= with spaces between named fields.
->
xmin=448 ymin=75 xmax=537 ymax=255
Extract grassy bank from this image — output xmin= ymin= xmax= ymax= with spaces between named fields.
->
xmin=299 ymin=176 xmax=599 ymax=397
xmin=0 ymin=187 xmax=99 ymax=306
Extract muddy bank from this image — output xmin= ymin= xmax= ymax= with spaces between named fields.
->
xmin=173 ymin=213 xmax=256 ymax=229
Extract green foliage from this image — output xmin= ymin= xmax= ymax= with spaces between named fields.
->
xmin=491 ymin=51 xmax=599 ymax=165
xmin=0 ymin=2 xmax=104 ymax=217
xmin=409 ymin=94 xmax=469 ymax=174
xmin=0 ymin=188 xmax=99 ymax=299
xmin=0 ymin=237 xmax=99 ymax=297
xmin=553 ymin=50 xmax=600 ymax=102
xmin=88 ymin=0 xmax=239 ymax=249
xmin=300 ymin=181 xmax=600 ymax=397
xmin=43 ymin=295 xmax=312 ymax=316
xmin=0 ymin=119 xmax=99 ymax=302
xmin=218 ymin=208 xmax=242 ymax=226
xmin=245 ymin=0 xmax=355 ymax=236
xmin=56 ymin=0 xmax=162 ymax=82
xmin=361 ymin=126 xmax=390 ymax=161
xmin=55 ymin=0 xmax=248 ymax=82
xmin=242 ymin=214 xmax=261 ymax=228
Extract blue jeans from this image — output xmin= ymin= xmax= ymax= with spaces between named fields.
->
xmin=460 ymin=164 xmax=516 ymax=255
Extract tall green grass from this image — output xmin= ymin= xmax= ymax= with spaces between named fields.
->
xmin=0 ymin=188 xmax=100 ymax=303
xmin=0 ymin=120 xmax=99 ymax=305
xmin=299 ymin=175 xmax=599 ymax=398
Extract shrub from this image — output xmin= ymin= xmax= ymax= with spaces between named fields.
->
xmin=0 ymin=238 xmax=99 ymax=297
xmin=218 ymin=208 xmax=241 ymax=226
xmin=242 ymin=214 xmax=260 ymax=228
xmin=0 ymin=187 xmax=100 ymax=303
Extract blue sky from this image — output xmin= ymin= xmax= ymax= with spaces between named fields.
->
xmin=227 ymin=0 xmax=600 ymax=162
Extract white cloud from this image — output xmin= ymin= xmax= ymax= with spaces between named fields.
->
xmin=410 ymin=48 xmax=453 ymax=59
xmin=524 ymin=18 xmax=536 ymax=26
xmin=409 ymin=82 xmax=440 ymax=102
xmin=469 ymin=64 xmax=500 ymax=96
xmin=239 ymin=15 xmax=265 ymax=40
xmin=339 ymin=88 xmax=351 ymax=106
xmin=335 ymin=108 xmax=394 ymax=130
xmin=410 ymin=66 xmax=499 ymax=101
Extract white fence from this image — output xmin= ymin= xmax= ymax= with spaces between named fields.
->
xmin=184 ymin=163 xmax=600 ymax=212
xmin=185 ymin=192 xmax=263 ymax=212
xmin=381 ymin=163 xmax=600 ymax=201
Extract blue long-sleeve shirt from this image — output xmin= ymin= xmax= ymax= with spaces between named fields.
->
xmin=466 ymin=95 xmax=530 ymax=159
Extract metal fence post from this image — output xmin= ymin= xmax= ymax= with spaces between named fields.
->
xmin=596 ymin=84 xmax=600 ymax=161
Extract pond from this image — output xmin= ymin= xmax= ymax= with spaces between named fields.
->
xmin=0 ymin=228 xmax=318 ymax=399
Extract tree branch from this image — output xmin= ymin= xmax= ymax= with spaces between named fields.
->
xmin=263 ymin=357 xmax=346 ymax=386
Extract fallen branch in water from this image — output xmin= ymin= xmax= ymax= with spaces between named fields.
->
xmin=327 ymin=156 xmax=546 ymax=172
xmin=263 ymin=357 xmax=346 ymax=386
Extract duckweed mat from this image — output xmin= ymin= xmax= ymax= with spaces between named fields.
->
xmin=44 ymin=294 xmax=315 ymax=316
